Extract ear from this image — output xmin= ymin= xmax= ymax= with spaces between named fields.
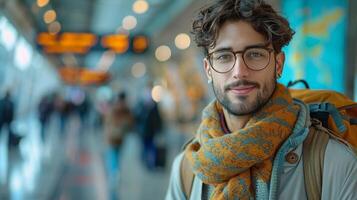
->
xmin=275 ymin=52 xmax=285 ymax=76
xmin=204 ymin=58 xmax=212 ymax=82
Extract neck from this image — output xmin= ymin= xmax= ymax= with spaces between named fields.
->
xmin=222 ymin=108 xmax=251 ymax=131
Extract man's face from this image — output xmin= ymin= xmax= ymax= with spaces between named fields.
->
xmin=204 ymin=20 xmax=284 ymax=116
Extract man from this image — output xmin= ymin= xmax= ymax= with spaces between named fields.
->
xmin=166 ymin=0 xmax=357 ymax=199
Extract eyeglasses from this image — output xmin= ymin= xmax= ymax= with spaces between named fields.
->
xmin=207 ymin=45 xmax=274 ymax=73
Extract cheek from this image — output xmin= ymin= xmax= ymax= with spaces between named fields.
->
xmin=257 ymin=66 xmax=276 ymax=83
xmin=213 ymin=75 xmax=229 ymax=88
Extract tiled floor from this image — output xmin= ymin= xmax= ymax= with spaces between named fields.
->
xmin=0 ymin=114 xmax=189 ymax=200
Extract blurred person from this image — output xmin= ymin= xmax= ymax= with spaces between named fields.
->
xmin=38 ymin=93 xmax=54 ymax=143
xmin=77 ymin=93 xmax=90 ymax=130
xmin=104 ymin=91 xmax=133 ymax=193
xmin=136 ymin=86 xmax=164 ymax=169
xmin=166 ymin=0 xmax=357 ymax=199
xmin=53 ymin=94 xmax=71 ymax=135
xmin=0 ymin=90 xmax=19 ymax=146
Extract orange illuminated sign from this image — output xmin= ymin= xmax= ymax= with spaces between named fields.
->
xmin=37 ymin=32 xmax=98 ymax=54
xmin=133 ymin=36 xmax=148 ymax=53
xmin=58 ymin=67 xmax=110 ymax=85
xmin=37 ymin=32 xmax=149 ymax=54
xmin=101 ymin=34 xmax=129 ymax=54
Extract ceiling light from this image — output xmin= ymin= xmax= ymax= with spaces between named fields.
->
xmin=151 ymin=85 xmax=163 ymax=102
xmin=37 ymin=0 xmax=49 ymax=7
xmin=155 ymin=45 xmax=171 ymax=62
xmin=175 ymin=33 xmax=191 ymax=50
xmin=14 ymin=38 xmax=33 ymax=71
xmin=43 ymin=10 xmax=56 ymax=24
xmin=133 ymin=0 xmax=149 ymax=14
xmin=48 ymin=21 xmax=61 ymax=35
xmin=133 ymin=36 xmax=148 ymax=53
xmin=122 ymin=16 xmax=137 ymax=31
xmin=0 ymin=17 xmax=18 ymax=51
xmin=131 ymin=62 xmax=146 ymax=78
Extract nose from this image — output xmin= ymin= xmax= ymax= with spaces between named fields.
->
xmin=232 ymin=54 xmax=249 ymax=79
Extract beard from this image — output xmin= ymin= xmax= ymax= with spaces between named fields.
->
xmin=212 ymin=72 xmax=277 ymax=116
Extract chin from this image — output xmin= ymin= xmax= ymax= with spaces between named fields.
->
xmin=228 ymin=96 xmax=261 ymax=115
xmin=230 ymin=93 xmax=254 ymax=103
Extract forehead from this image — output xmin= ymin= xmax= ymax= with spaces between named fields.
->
xmin=211 ymin=20 xmax=267 ymax=52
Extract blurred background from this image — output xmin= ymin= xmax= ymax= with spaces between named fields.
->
xmin=0 ymin=0 xmax=356 ymax=199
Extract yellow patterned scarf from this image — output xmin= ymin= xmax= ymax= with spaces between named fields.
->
xmin=185 ymin=84 xmax=300 ymax=199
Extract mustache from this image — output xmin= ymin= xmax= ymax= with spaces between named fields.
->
xmin=224 ymin=80 xmax=260 ymax=91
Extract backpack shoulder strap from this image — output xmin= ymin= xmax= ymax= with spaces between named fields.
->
xmin=180 ymin=154 xmax=195 ymax=199
xmin=303 ymin=119 xmax=330 ymax=200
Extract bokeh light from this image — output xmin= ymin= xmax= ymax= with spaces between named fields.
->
xmin=48 ymin=21 xmax=61 ymax=35
xmin=133 ymin=0 xmax=149 ymax=14
xmin=151 ymin=85 xmax=163 ymax=102
xmin=155 ymin=45 xmax=171 ymax=62
xmin=175 ymin=33 xmax=191 ymax=50
xmin=37 ymin=0 xmax=49 ymax=7
xmin=131 ymin=62 xmax=146 ymax=78
xmin=122 ymin=16 xmax=137 ymax=31
xmin=43 ymin=10 xmax=56 ymax=24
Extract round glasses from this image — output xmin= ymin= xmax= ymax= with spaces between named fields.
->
xmin=207 ymin=46 xmax=274 ymax=73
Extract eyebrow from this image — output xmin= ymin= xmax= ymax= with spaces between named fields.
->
xmin=212 ymin=42 xmax=270 ymax=53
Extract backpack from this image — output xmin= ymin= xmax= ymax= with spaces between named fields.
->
xmin=290 ymin=83 xmax=357 ymax=200
xmin=180 ymin=81 xmax=357 ymax=199
xmin=291 ymin=89 xmax=357 ymax=144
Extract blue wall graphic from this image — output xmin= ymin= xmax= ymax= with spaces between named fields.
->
xmin=280 ymin=0 xmax=347 ymax=92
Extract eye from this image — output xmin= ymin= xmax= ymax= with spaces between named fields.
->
xmin=212 ymin=52 xmax=234 ymax=62
xmin=247 ymin=52 xmax=264 ymax=58
xmin=245 ymin=48 xmax=269 ymax=60
xmin=217 ymin=54 xmax=232 ymax=60
xmin=250 ymin=52 xmax=263 ymax=57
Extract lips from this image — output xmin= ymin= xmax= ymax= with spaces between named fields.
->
xmin=229 ymin=85 xmax=256 ymax=95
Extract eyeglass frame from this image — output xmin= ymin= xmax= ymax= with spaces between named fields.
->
xmin=206 ymin=43 xmax=275 ymax=73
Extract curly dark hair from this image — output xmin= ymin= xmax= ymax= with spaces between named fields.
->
xmin=192 ymin=0 xmax=294 ymax=55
